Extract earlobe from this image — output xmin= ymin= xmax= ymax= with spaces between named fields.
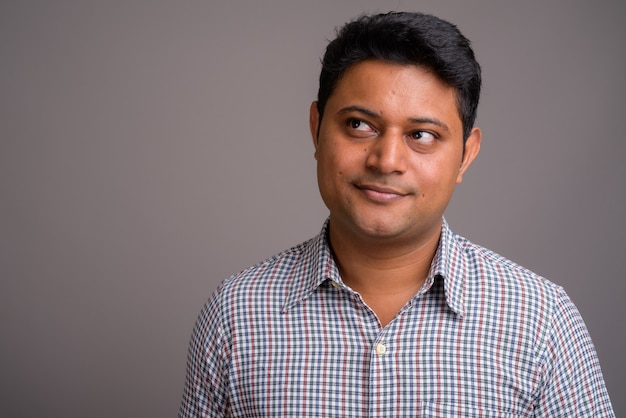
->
xmin=456 ymin=127 xmax=481 ymax=184
xmin=309 ymin=101 xmax=320 ymax=159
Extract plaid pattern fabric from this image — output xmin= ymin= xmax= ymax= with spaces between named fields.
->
xmin=180 ymin=219 xmax=614 ymax=417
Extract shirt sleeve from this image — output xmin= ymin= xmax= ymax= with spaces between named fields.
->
xmin=534 ymin=287 xmax=614 ymax=417
xmin=179 ymin=285 xmax=230 ymax=418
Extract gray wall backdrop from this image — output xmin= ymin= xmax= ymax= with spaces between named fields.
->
xmin=2 ymin=1 xmax=624 ymax=416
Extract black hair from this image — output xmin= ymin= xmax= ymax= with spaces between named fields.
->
xmin=317 ymin=12 xmax=481 ymax=141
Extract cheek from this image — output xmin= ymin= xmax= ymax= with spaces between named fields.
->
xmin=415 ymin=159 xmax=459 ymax=194
xmin=322 ymin=151 xmax=353 ymax=179
xmin=317 ymin=154 xmax=356 ymax=204
xmin=317 ymin=154 xmax=342 ymax=190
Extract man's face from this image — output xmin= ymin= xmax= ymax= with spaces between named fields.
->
xmin=310 ymin=59 xmax=481 ymax=245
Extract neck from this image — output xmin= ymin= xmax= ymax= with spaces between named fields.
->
xmin=328 ymin=219 xmax=442 ymax=296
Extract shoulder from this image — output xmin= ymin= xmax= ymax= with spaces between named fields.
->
xmin=455 ymin=232 xmax=562 ymax=297
xmin=196 ymin=234 xmax=321 ymax=331
xmin=219 ymin=237 xmax=315 ymax=297
xmin=449 ymin=231 xmax=613 ymax=415
xmin=451 ymin=231 xmax=586 ymax=358
xmin=450 ymin=232 xmax=569 ymax=342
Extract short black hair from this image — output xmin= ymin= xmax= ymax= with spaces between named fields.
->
xmin=317 ymin=12 xmax=481 ymax=141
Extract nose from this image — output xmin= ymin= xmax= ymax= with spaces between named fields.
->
xmin=365 ymin=131 xmax=408 ymax=174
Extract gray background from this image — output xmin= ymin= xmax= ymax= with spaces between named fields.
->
xmin=1 ymin=1 xmax=624 ymax=416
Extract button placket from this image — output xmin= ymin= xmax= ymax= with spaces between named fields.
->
xmin=369 ymin=330 xmax=394 ymax=417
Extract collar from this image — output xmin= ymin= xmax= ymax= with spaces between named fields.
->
xmin=281 ymin=219 xmax=339 ymax=312
xmin=428 ymin=218 xmax=467 ymax=316
xmin=282 ymin=218 xmax=467 ymax=317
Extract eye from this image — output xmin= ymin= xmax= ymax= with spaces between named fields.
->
xmin=410 ymin=130 xmax=436 ymax=144
xmin=347 ymin=118 xmax=374 ymax=132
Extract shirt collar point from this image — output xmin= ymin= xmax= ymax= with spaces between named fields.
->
xmin=450 ymin=303 xmax=466 ymax=317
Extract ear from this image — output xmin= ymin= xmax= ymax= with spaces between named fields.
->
xmin=456 ymin=127 xmax=481 ymax=184
xmin=309 ymin=101 xmax=320 ymax=160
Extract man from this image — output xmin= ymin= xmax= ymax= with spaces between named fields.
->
xmin=180 ymin=12 xmax=614 ymax=417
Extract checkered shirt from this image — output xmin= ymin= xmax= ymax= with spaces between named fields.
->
xmin=179 ymin=219 xmax=614 ymax=417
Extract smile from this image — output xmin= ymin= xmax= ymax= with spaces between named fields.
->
xmin=355 ymin=183 xmax=409 ymax=203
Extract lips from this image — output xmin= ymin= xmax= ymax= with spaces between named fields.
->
xmin=354 ymin=183 xmax=409 ymax=202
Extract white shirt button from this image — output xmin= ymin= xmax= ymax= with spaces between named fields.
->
xmin=375 ymin=343 xmax=387 ymax=356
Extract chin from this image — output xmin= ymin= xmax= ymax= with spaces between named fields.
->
xmin=352 ymin=217 xmax=411 ymax=239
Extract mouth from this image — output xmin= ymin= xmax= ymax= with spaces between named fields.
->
xmin=354 ymin=183 xmax=409 ymax=203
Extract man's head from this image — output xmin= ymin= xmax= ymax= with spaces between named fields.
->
xmin=309 ymin=12 xmax=482 ymax=246
xmin=316 ymin=12 xmax=481 ymax=141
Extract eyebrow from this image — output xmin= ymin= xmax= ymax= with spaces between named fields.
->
xmin=337 ymin=105 xmax=450 ymax=132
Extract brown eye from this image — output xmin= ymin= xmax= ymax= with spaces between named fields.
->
xmin=348 ymin=119 xmax=372 ymax=131
xmin=410 ymin=131 xmax=436 ymax=144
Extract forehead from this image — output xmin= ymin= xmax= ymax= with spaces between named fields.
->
xmin=328 ymin=60 xmax=462 ymax=129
